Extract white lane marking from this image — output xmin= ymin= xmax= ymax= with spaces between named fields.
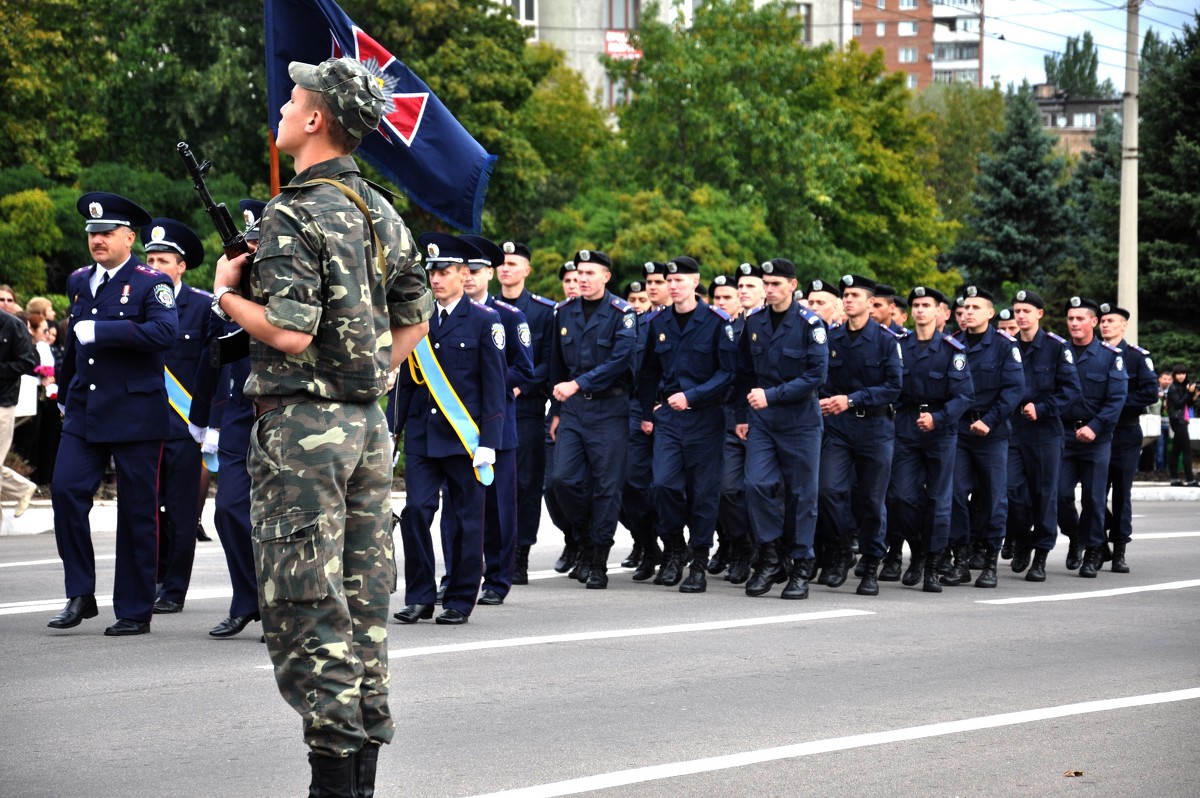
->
xmin=463 ymin=688 xmax=1200 ymax=798
xmin=1133 ymin=531 xmax=1200 ymax=539
xmin=0 ymin=586 xmax=234 ymax=616
xmin=977 ymin=579 xmax=1200 ymax=605
xmin=253 ymin=609 xmax=873 ymax=668
xmin=0 ymin=555 xmax=116 ymax=569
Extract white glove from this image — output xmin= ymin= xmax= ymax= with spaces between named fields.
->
xmin=57 ymin=403 xmax=66 ymax=415
xmin=188 ymin=423 xmax=207 ymax=443
xmin=74 ymin=320 xmax=96 ymax=345
xmin=202 ymin=427 xmax=220 ymax=455
xmin=472 ymin=446 xmax=496 ymax=468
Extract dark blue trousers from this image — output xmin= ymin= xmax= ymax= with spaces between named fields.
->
xmin=889 ymin=414 xmax=958 ymax=555
xmin=440 ymin=449 xmax=519 ymax=597
xmin=717 ymin=427 xmax=752 ymax=543
xmin=543 ymin=419 xmax=575 ymax=545
xmin=156 ymin=436 xmax=202 ymax=604
xmin=1011 ymin=419 xmax=1063 ymax=551
xmin=1106 ymin=423 xmax=1143 ymax=545
xmin=619 ymin=416 xmax=657 ymax=545
xmin=401 ymin=452 xmax=483 ymax=615
xmin=745 ymin=416 xmax=820 ymax=559
xmin=1058 ymin=432 xmax=1113 ymax=551
xmin=951 ymin=432 xmax=1010 ymax=547
xmin=554 ymin=395 xmax=627 ymax=550
xmin=52 ymin=432 xmax=162 ymax=622
xmin=819 ymin=414 xmax=894 ymax=560
xmin=214 ymin=419 xmax=258 ymax=618
xmin=651 ymin=405 xmax=724 ymax=550
xmin=515 ymin=414 xmax=546 ymax=548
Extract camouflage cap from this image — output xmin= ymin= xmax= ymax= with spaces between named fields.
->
xmin=288 ymin=58 xmax=388 ymax=140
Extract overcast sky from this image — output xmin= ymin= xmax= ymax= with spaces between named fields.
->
xmin=982 ymin=0 xmax=1197 ymax=91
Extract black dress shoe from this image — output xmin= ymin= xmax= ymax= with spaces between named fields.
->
xmin=209 ymin=612 xmax=261 ymax=637
xmin=435 ymin=608 xmax=469 ymax=625
xmin=477 ymin=589 xmax=504 ymax=606
xmin=196 ymin=524 xmax=212 ymax=542
xmin=104 ymin=619 xmax=150 ymax=636
xmin=47 ymin=595 xmax=98 ymax=629
xmin=153 ymin=598 xmax=184 ymax=614
xmin=393 ymin=604 xmax=434 ymax=624
xmin=435 ymin=584 xmax=446 ymax=605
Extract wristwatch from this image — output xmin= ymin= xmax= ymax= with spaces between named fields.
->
xmin=211 ymin=286 xmax=239 ymax=322
xmin=846 ymin=396 xmax=855 ymax=409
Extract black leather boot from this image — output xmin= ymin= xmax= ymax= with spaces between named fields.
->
xmin=355 ymin=743 xmax=379 ymax=798
xmin=935 ymin=549 xmax=953 ymax=576
xmin=879 ymin=543 xmax=903 ymax=582
xmin=940 ymin=543 xmax=971 ymax=586
xmin=781 ymin=558 xmax=814 ymax=600
xmin=658 ymin=536 xmax=688 ymax=587
xmin=745 ymin=542 xmax=785 ymax=596
xmin=1025 ymin=549 xmax=1048 ymax=582
xmin=632 ymin=539 xmax=662 ymax=582
xmin=1010 ymin=543 xmax=1031 ymax=573
xmin=856 ymin=557 xmax=880 ymax=596
xmin=968 ymin=540 xmax=986 ymax=570
xmin=308 ymin=752 xmax=356 ymax=798
xmin=901 ymin=546 xmax=923 ymax=587
xmin=573 ymin=539 xmax=594 ymax=583
xmin=1000 ymin=536 xmax=1014 ymax=560
xmin=621 ymin=542 xmax=643 ymax=569
xmin=680 ymin=547 xmax=709 ymax=593
xmin=653 ymin=538 xmax=672 ymax=585
xmin=554 ymin=542 xmax=576 ymax=574
xmin=824 ymin=544 xmax=851 ymax=589
xmin=1065 ymin=541 xmax=1082 ymax=571
xmin=1078 ymin=546 xmax=1099 ymax=578
xmin=726 ymin=540 xmax=755 ymax=584
xmin=1111 ymin=543 xmax=1129 ymax=573
xmin=513 ymin=545 xmax=530 ymax=586
xmin=587 ymin=546 xmax=610 ymax=589
xmin=974 ymin=544 xmax=999 ymax=588
xmin=922 ymin=554 xmax=943 ymax=593
xmin=706 ymin=542 xmax=730 ymax=575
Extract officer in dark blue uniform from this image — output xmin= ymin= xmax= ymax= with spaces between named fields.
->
xmin=636 ymin=256 xmax=737 ymax=593
xmin=188 ymin=198 xmax=265 ymax=637
xmin=734 ymin=258 xmax=828 ymax=599
xmin=1008 ymin=290 xmax=1080 ymax=581
xmin=886 ymin=286 xmax=974 ymax=593
xmin=48 ymin=192 xmax=178 ymax=636
xmin=620 ymin=276 xmax=662 ymax=581
xmin=1058 ymin=296 xmax=1127 ymax=577
xmin=139 ymin=218 xmax=220 ymax=614
xmin=549 ymin=249 xmax=637 ymax=589
xmin=817 ymin=274 xmax=903 ymax=595
xmin=494 ymin=240 xmax=556 ymax=584
xmin=947 ymin=285 xmax=1025 ymax=589
xmin=546 ymin=260 xmax=582 ymax=574
xmin=394 ymin=234 xmax=507 ymax=625
xmin=871 ymin=284 xmax=906 ymax=334
xmin=448 ymin=234 xmax=534 ymax=606
xmin=1098 ymin=303 xmax=1158 ymax=573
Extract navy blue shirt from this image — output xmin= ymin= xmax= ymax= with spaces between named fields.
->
xmin=954 ymin=326 xmax=1025 ymax=436
xmin=734 ymin=301 xmax=829 ymax=425
xmin=550 ymin=291 xmax=637 ymax=394
xmin=485 ymin=295 xmax=535 ymax=450
xmin=1063 ymin=335 xmax=1128 ymax=437
xmin=636 ymin=301 xmax=738 ymax=421
xmin=897 ymin=331 xmax=975 ymax=430
xmin=1017 ymin=329 xmax=1079 ymax=422
xmin=821 ymin=317 xmax=903 ymax=409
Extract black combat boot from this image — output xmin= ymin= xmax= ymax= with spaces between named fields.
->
xmin=707 ymin=541 xmax=730 ymax=575
xmin=745 ymin=542 xmax=786 ymax=596
xmin=513 ymin=545 xmax=530 ymax=586
xmin=1065 ymin=541 xmax=1082 ymax=571
xmin=780 ymin=558 xmax=814 ymax=600
xmin=824 ymin=544 xmax=852 ymax=589
xmin=1000 ymin=536 xmax=1014 ymax=560
xmin=354 ymin=743 xmax=380 ymax=798
xmin=631 ymin=539 xmax=662 ymax=582
xmin=621 ymin=542 xmax=643 ymax=569
xmin=901 ymin=545 xmax=923 ymax=587
xmin=940 ymin=543 xmax=971 ymax=586
xmin=572 ymin=539 xmax=594 ymax=583
xmin=653 ymin=538 xmax=672 ymax=585
xmin=968 ymin=540 xmax=986 ymax=570
xmin=1111 ymin=543 xmax=1130 ymax=573
xmin=856 ymin=557 xmax=880 ymax=596
xmin=879 ymin=543 xmax=903 ymax=582
xmin=587 ymin=546 xmax=611 ymax=589
xmin=1078 ymin=546 xmax=1099 ymax=578
xmin=935 ymin=548 xmax=953 ymax=576
xmin=679 ymin=547 xmax=709 ymax=593
xmin=974 ymin=544 xmax=999 ymax=588
xmin=554 ymin=542 xmax=576 ymax=574
xmin=658 ymin=536 xmax=688 ymax=587
xmin=308 ymin=752 xmax=356 ymax=798
xmin=1025 ymin=549 xmax=1048 ymax=582
xmin=922 ymin=554 xmax=943 ymax=593
xmin=726 ymin=539 xmax=755 ymax=584
xmin=1010 ymin=542 xmax=1031 ymax=573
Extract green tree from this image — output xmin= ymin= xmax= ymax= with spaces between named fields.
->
xmin=0 ymin=190 xmax=64 ymax=297
xmin=606 ymin=0 xmax=955 ymax=292
xmin=1044 ymin=31 xmax=1117 ymax=99
xmin=1064 ymin=110 xmax=1122 ymax=300
xmin=948 ymin=83 xmax=1069 ymax=293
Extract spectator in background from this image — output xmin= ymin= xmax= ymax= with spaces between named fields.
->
xmin=11 ymin=310 xmax=61 ymax=487
xmin=25 ymin=297 xmax=56 ymax=324
xmin=0 ymin=304 xmax=38 ymax=520
xmin=0 ymin=285 xmax=18 ymax=314
xmin=1166 ymin=364 xmax=1199 ymax=487
xmin=1154 ymin=370 xmax=1172 ymax=472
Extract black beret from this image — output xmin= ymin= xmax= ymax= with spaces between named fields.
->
xmin=1065 ymin=296 xmax=1101 ymax=314
xmin=874 ymin=283 xmax=896 ymax=300
xmin=623 ymin=280 xmax=645 ymax=298
xmin=737 ymin=262 xmax=763 ymax=279
xmin=558 ymin=260 xmax=578 ymax=280
xmin=908 ymin=286 xmax=947 ymax=306
xmin=574 ymin=249 xmax=612 ymax=268
xmin=666 ymin=256 xmax=701 ymax=275
xmin=760 ymin=258 xmax=797 ymax=278
xmin=892 ymin=296 xmax=908 ymax=311
xmin=840 ymin=274 xmax=877 ymax=293
xmin=1098 ymin=302 xmax=1130 ymax=319
xmin=708 ymin=274 xmax=738 ymax=296
xmin=501 ymin=240 xmax=532 ymax=260
xmin=960 ymin=284 xmax=995 ymax=302
xmin=806 ymin=278 xmax=840 ymax=298
xmin=997 ymin=308 xmax=1014 ymax=321
xmin=1012 ymin=289 xmax=1045 ymax=310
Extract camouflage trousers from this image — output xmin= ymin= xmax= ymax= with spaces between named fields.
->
xmin=248 ymin=398 xmax=396 ymax=757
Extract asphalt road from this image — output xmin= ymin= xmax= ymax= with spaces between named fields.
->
xmin=1 ymin=500 xmax=1197 ymax=797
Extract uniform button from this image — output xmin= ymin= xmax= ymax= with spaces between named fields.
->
xmin=88 ymin=358 xmax=95 ymax=365
xmin=91 ymin=308 xmax=98 ymax=315
xmin=434 ymin=343 xmax=440 ymax=349
xmin=184 ymin=334 xmax=190 ymax=340
xmin=431 ymin=408 xmax=438 ymax=415
xmin=89 ymin=384 xmax=96 ymax=391
xmin=459 ymin=342 xmax=465 ymax=348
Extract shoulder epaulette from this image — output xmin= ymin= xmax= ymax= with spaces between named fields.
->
xmin=829 ymin=320 xmax=842 ymax=329
xmin=555 ymin=296 xmax=578 ymax=310
xmin=708 ymin=304 xmax=731 ymax=321
xmin=747 ymin=305 xmax=768 ymax=317
xmin=610 ymin=296 xmax=633 ymax=313
xmin=797 ymin=305 xmax=821 ymax=325
xmin=645 ymin=306 xmax=668 ymax=324
xmin=1101 ymin=341 xmax=1121 ymax=354
xmin=1047 ymin=332 xmax=1068 ymax=344
xmin=70 ymin=265 xmax=90 ymax=277
xmin=134 ymin=264 xmax=160 ymax=276
xmin=1129 ymin=343 xmax=1150 ymax=355
xmin=530 ymin=293 xmax=556 ymax=308
xmin=944 ymin=334 xmax=966 ymax=351
xmin=999 ymin=330 xmax=1017 ymax=341
xmin=882 ymin=325 xmax=907 ymax=339
xmin=188 ymin=285 xmax=213 ymax=298
xmin=493 ymin=298 xmax=520 ymax=314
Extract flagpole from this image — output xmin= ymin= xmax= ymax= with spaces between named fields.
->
xmin=269 ymin=130 xmax=281 ymax=196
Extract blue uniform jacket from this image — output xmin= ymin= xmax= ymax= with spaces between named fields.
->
xmin=1018 ymin=329 xmax=1080 ymax=421
xmin=395 ymin=297 xmax=507 ymax=457
xmin=507 ymin=290 xmax=556 ymax=415
xmin=896 ymin=331 xmax=975 ymax=430
xmin=636 ymin=301 xmax=738 ymax=421
xmin=61 ymin=257 xmax=178 ymax=442
xmin=821 ymin=318 xmax=903 ymax=408
xmin=1062 ymin=336 xmax=1128 ymax=437
xmin=550 ymin=291 xmax=637 ymax=394
xmin=164 ymin=282 xmax=221 ymax=440
xmin=485 ymin=295 xmax=535 ymax=451
xmin=734 ymin=302 xmax=829 ymax=425
xmin=1113 ymin=339 xmax=1159 ymax=420
xmin=954 ymin=326 xmax=1025 ymax=435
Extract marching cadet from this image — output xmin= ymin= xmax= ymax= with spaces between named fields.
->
xmin=549 ymin=249 xmax=637 ymax=589
xmin=805 ymin=279 xmax=842 ymax=327
xmin=817 ymin=275 xmax=903 ymax=595
xmin=1098 ymin=304 xmax=1158 ymax=573
xmin=891 ymin=295 xmax=909 ymax=329
xmin=643 ymin=260 xmax=670 ymax=310
xmin=946 ymin=286 xmax=1024 ymax=589
xmin=49 ymin=192 xmax=177 ymax=635
xmin=734 ymin=258 xmax=828 ymax=599
xmin=636 ymin=256 xmax=737 ymax=593
xmin=621 ymin=276 xmax=661 ymax=581
xmin=495 ymin=240 xmax=556 ymax=585
xmin=547 ymin=260 xmax=581 ymax=574
xmin=394 ymin=233 xmax=507 ymax=625
xmin=1008 ymin=290 xmax=1080 ymax=581
xmin=996 ymin=308 xmax=1019 ymax=337
xmin=1058 ymin=297 xmax=1127 ymax=577
xmin=736 ymin=262 xmax=767 ymax=315
xmin=885 ymin=286 xmax=974 ymax=593
xmin=140 ymin=218 xmax=219 ymax=615
xmin=871 ymin=284 xmax=905 ymax=334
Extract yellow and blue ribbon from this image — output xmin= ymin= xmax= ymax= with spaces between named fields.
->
xmin=408 ymin=337 xmax=494 ymax=486
xmin=164 ymin=366 xmax=219 ymax=473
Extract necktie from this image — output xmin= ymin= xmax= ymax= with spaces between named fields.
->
xmin=439 ymin=308 xmax=448 ymax=328
xmin=97 ymin=271 xmax=110 ymax=295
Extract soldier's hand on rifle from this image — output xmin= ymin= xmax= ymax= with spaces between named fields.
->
xmin=215 ymin=252 xmax=251 ymax=291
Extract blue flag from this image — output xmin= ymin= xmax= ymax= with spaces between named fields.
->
xmin=264 ymin=0 xmax=497 ymax=232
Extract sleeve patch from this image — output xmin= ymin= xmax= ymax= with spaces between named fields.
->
xmin=517 ymin=322 xmax=531 ymax=348
xmin=812 ymin=326 xmax=827 ymax=345
xmin=491 ymin=323 xmax=506 ymax=350
xmin=953 ymin=352 xmax=966 ymax=371
xmin=153 ymin=283 xmax=175 ymax=309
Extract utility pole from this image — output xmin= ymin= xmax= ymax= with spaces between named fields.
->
xmin=1118 ymin=0 xmax=1140 ymax=343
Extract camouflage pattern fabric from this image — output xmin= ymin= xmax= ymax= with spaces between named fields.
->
xmin=250 ymin=399 xmax=395 ymax=757
xmin=245 ymin=155 xmax=433 ymax=401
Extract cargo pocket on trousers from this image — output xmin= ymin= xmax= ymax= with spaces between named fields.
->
xmin=253 ymin=511 xmax=330 ymax=605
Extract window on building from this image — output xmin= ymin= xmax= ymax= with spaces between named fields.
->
xmin=509 ymin=0 xmax=536 ymax=33
xmin=899 ymin=0 xmax=917 ymax=8
xmin=934 ymin=70 xmax=953 ymax=84
xmin=898 ymin=47 xmax=918 ymax=63
xmin=853 ymin=21 xmax=863 ymax=36
xmin=853 ymin=0 xmax=862 ymax=7
xmin=877 ymin=0 xmax=885 ymax=8
xmin=876 ymin=21 xmax=886 ymax=35
xmin=898 ymin=21 xmax=918 ymax=36
xmin=961 ymin=17 xmax=981 ymax=33
xmin=607 ymin=76 xmax=631 ymax=109
xmin=787 ymin=3 xmax=814 ymax=44
xmin=934 ymin=42 xmax=980 ymax=61
xmin=956 ymin=69 xmax=979 ymax=84
xmin=609 ymin=0 xmax=641 ymax=30
xmin=1072 ymin=112 xmax=1097 ymax=128
xmin=907 ymin=74 xmax=919 ymax=89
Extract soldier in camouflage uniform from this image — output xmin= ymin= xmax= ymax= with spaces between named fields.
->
xmin=213 ymin=57 xmax=432 ymax=797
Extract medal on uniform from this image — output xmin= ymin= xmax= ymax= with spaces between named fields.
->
xmin=120 ymin=285 xmax=131 ymax=304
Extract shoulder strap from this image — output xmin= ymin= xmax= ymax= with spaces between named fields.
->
xmin=298 ymin=178 xmax=386 ymax=277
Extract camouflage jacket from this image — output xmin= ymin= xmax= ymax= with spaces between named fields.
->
xmin=245 ymin=156 xmax=432 ymax=401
